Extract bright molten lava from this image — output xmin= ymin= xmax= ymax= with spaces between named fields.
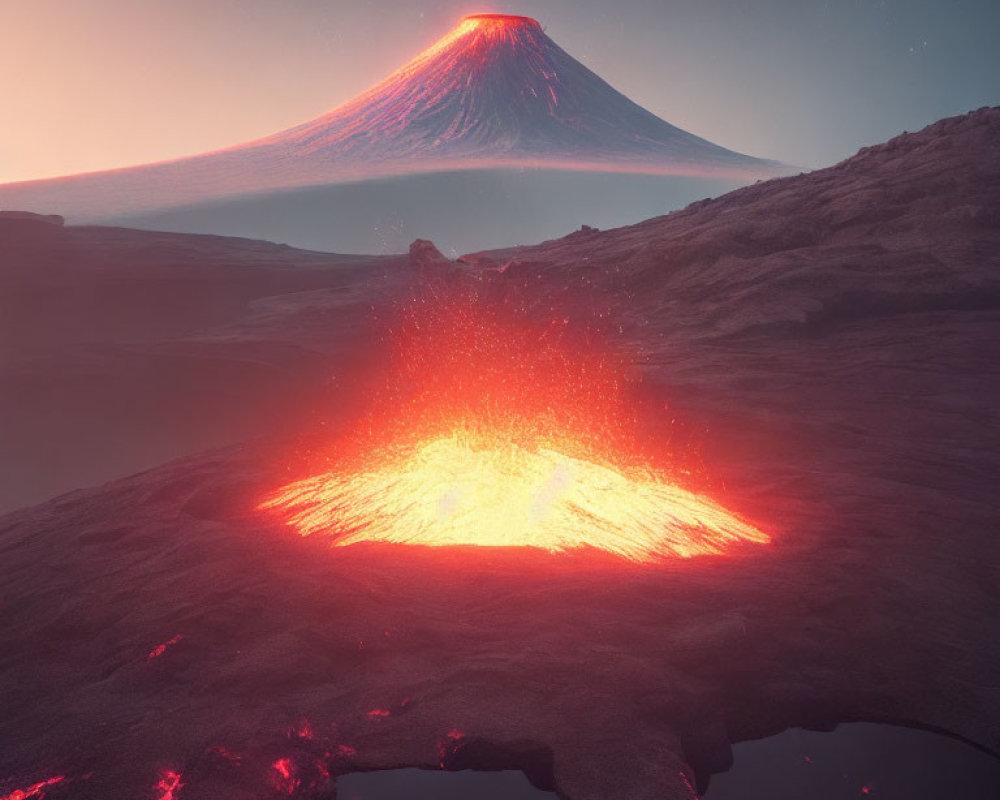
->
xmin=260 ymin=293 xmax=769 ymax=562
xmin=262 ymin=434 xmax=767 ymax=561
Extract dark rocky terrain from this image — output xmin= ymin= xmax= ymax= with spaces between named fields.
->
xmin=0 ymin=218 xmax=412 ymax=513
xmin=1 ymin=107 xmax=998 ymax=799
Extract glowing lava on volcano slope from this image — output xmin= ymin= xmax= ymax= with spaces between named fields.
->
xmin=260 ymin=293 xmax=768 ymax=562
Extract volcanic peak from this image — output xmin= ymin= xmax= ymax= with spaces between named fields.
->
xmin=0 ymin=13 xmax=786 ymax=221
xmin=419 ymin=11 xmax=550 ymax=64
xmin=462 ymin=13 xmax=542 ymax=27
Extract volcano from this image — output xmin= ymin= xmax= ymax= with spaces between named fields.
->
xmin=0 ymin=14 xmax=786 ymax=223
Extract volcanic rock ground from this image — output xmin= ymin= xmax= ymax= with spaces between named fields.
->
xmin=1 ymin=108 xmax=999 ymax=799
xmin=0 ymin=223 xmax=413 ymax=513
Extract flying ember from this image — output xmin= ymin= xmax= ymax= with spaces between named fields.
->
xmin=260 ymin=292 xmax=768 ymax=562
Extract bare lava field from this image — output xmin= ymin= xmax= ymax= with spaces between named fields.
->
xmin=1 ymin=108 xmax=999 ymax=799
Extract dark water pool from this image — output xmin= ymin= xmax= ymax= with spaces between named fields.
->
xmin=336 ymin=723 xmax=1000 ymax=799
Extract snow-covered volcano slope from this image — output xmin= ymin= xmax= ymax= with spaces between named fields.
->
xmin=0 ymin=14 xmax=786 ymax=221
xmin=263 ymin=14 xmax=775 ymax=170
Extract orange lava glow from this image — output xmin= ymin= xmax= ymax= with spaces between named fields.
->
xmin=261 ymin=293 xmax=769 ymax=562
xmin=0 ymin=776 xmax=64 ymax=800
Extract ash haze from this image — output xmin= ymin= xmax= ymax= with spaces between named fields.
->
xmin=1 ymin=0 xmax=998 ymax=183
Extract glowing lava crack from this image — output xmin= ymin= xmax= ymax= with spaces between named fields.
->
xmin=260 ymin=435 xmax=768 ymax=562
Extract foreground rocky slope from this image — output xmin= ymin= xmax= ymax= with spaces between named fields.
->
xmin=1 ymin=108 xmax=998 ymax=799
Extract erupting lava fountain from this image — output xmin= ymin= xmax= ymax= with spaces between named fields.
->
xmin=260 ymin=294 xmax=769 ymax=563
xmin=0 ymin=13 xmax=788 ymax=220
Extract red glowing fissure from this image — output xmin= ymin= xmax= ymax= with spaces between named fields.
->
xmin=678 ymin=769 xmax=700 ymax=799
xmin=270 ymin=758 xmax=299 ymax=795
xmin=437 ymin=729 xmax=466 ymax=768
xmin=152 ymin=770 xmax=182 ymax=800
xmin=289 ymin=719 xmax=314 ymax=740
xmin=208 ymin=744 xmax=242 ymax=763
xmin=0 ymin=776 xmax=65 ymax=800
xmin=147 ymin=634 xmax=182 ymax=661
